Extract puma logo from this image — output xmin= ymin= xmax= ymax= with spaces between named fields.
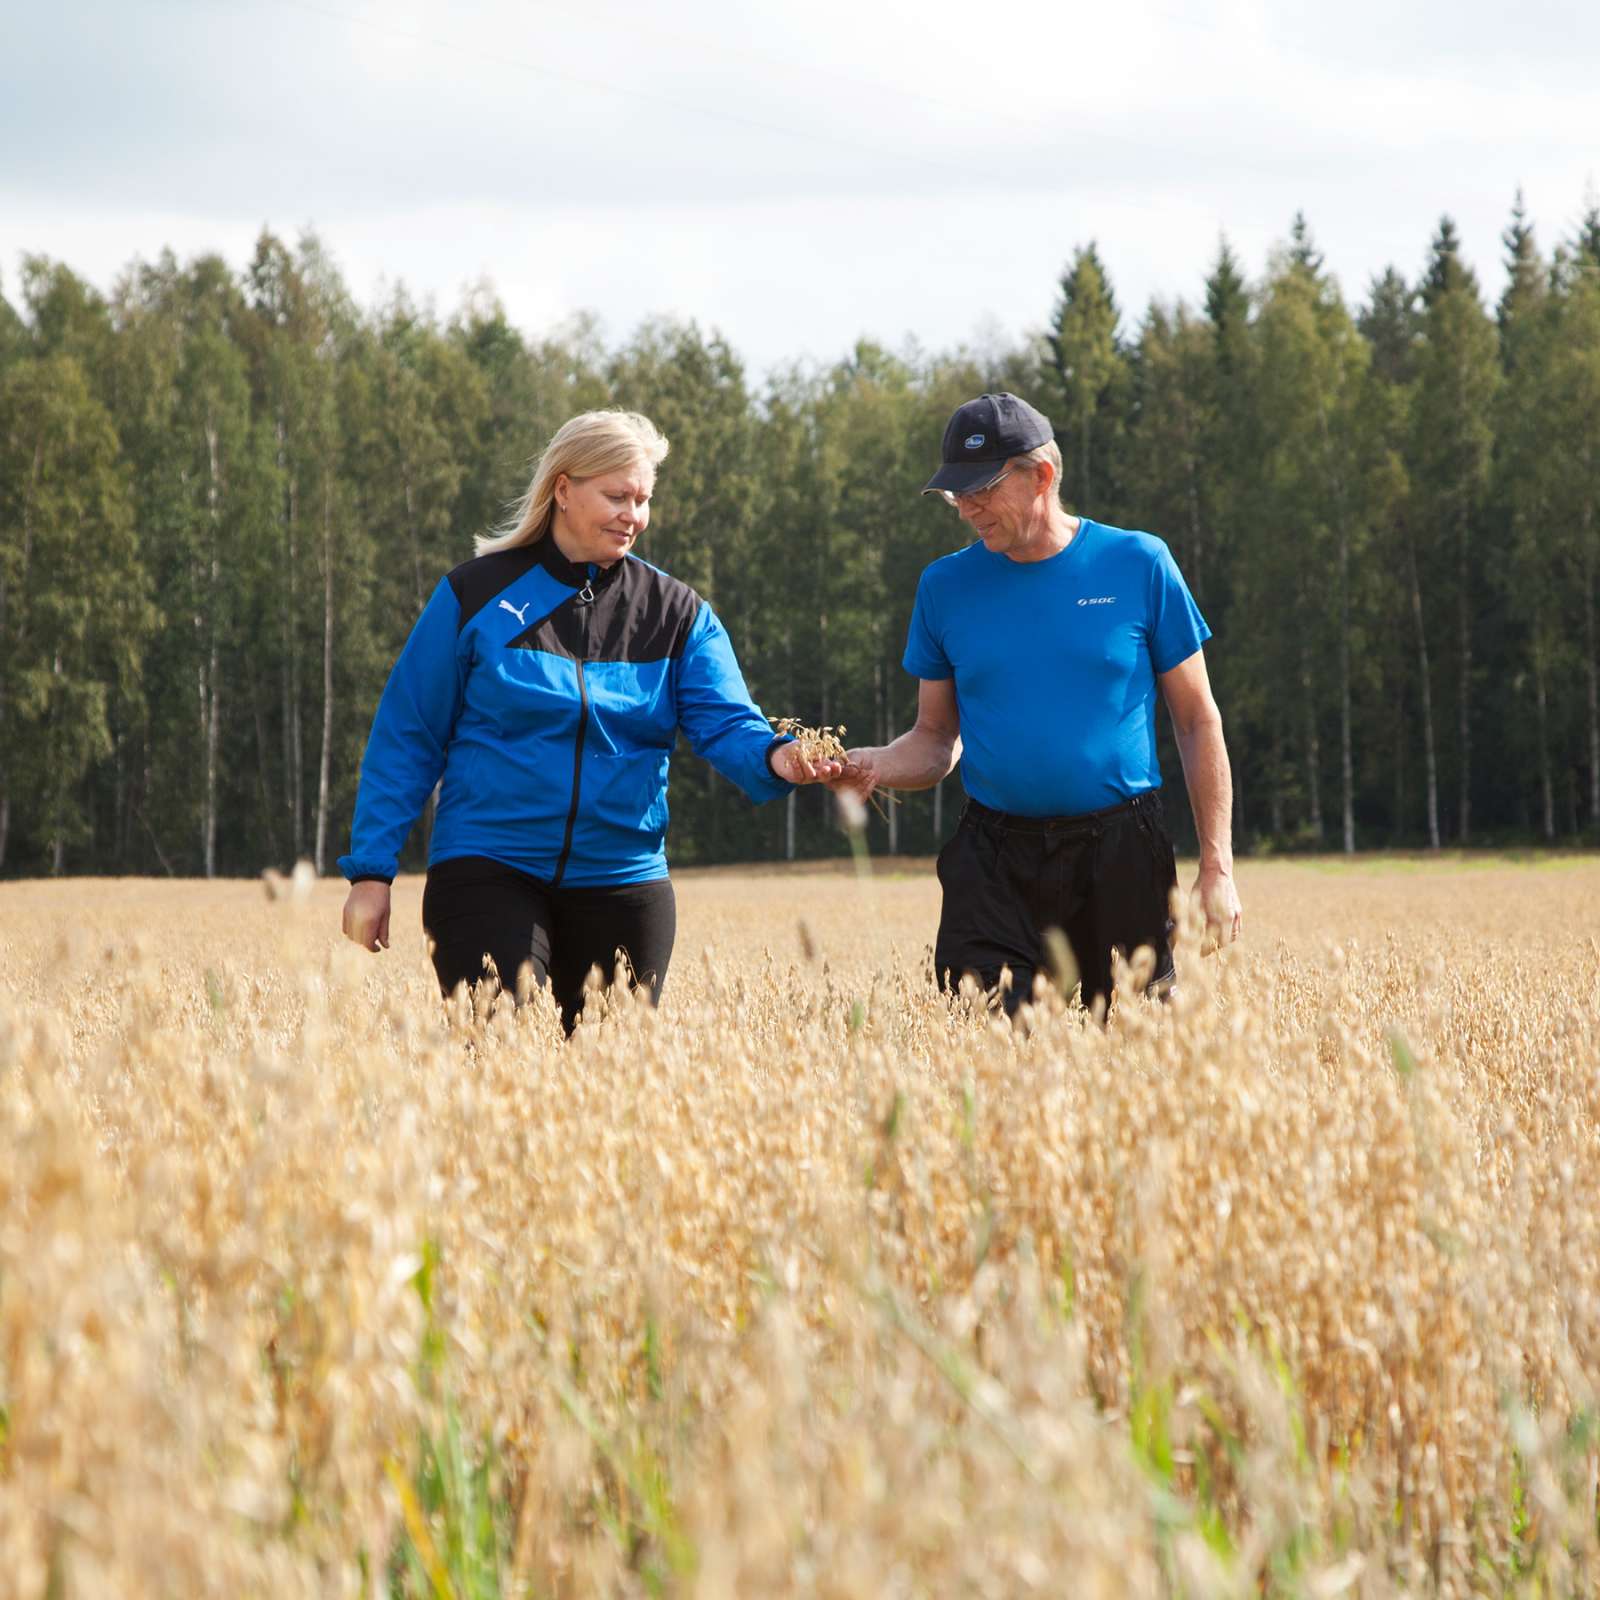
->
xmin=499 ymin=598 xmax=529 ymax=625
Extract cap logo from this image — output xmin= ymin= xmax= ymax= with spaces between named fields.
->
xmin=964 ymin=433 xmax=985 ymax=449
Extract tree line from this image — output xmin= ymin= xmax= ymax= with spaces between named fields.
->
xmin=3 ymin=197 xmax=1599 ymax=879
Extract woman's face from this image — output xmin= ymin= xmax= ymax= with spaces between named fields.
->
xmin=553 ymin=460 xmax=654 ymax=568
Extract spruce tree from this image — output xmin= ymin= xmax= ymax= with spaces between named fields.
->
xmin=1045 ymin=244 xmax=1127 ymax=514
xmin=1410 ymin=232 xmax=1499 ymax=842
xmin=1421 ymin=215 xmax=1478 ymax=308
xmin=1541 ymin=265 xmax=1600 ymax=831
xmin=1359 ymin=268 xmax=1419 ymax=385
xmin=1125 ymin=302 xmax=1216 ymax=602
xmin=1195 ymin=237 xmax=1257 ymax=809
xmin=1288 ymin=211 xmax=1325 ymax=278
xmin=1577 ymin=201 xmax=1600 ymax=272
xmin=1247 ymin=258 xmax=1373 ymax=848
xmin=1204 ymin=236 xmax=1250 ymax=359
xmin=1494 ymin=199 xmax=1564 ymax=836
xmin=1352 ymin=272 xmax=1431 ymax=841
xmin=1498 ymin=190 xmax=1544 ymax=345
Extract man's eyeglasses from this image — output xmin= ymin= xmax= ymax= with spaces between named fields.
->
xmin=939 ymin=467 xmax=1014 ymax=509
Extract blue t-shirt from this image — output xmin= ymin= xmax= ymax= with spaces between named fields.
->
xmin=902 ymin=518 xmax=1210 ymax=817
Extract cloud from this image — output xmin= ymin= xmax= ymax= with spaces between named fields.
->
xmin=4 ymin=0 xmax=1598 ymax=369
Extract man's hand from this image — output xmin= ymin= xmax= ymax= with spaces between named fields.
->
xmin=342 ymin=880 xmax=392 ymax=952
xmin=771 ymin=741 xmax=844 ymax=785
xmin=1192 ymin=865 xmax=1242 ymax=955
xmin=837 ymin=747 xmax=882 ymax=802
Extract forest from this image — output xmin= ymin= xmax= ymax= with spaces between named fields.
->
xmin=2 ymin=197 xmax=1598 ymax=878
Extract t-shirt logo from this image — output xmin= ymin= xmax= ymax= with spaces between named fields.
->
xmin=1077 ymin=596 xmax=1116 ymax=606
xmin=964 ymin=433 xmax=985 ymax=449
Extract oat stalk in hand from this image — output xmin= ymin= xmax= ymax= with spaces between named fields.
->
xmin=771 ymin=717 xmax=896 ymax=822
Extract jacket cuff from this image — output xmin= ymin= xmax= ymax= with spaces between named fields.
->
xmin=764 ymin=734 xmax=795 ymax=781
xmin=339 ymin=852 xmax=398 ymax=885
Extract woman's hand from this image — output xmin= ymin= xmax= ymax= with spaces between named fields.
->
xmin=342 ymin=881 xmax=392 ymax=952
xmin=770 ymin=741 xmax=844 ymax=785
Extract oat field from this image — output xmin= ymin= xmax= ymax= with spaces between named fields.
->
xmin=3 ymin=856 xmax=1600 ymax=1598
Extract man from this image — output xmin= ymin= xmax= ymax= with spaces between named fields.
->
xmin=841 ymin=392 xmax=1241 ymax=1015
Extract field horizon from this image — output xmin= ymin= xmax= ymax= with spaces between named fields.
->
xmin=6 ymin=841 xmax=1600 ymax=891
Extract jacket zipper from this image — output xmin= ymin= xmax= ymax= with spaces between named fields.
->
xmin=550 ymin=567 xmax=597 ymax=886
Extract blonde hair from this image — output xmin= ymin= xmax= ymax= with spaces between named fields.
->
xmin=475 ymin=410 xmax=670 ymax=557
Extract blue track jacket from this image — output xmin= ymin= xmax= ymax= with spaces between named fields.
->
xmin=338 ymin=537 xmax=791 ymax=887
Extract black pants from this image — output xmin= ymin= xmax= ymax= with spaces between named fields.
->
xmin=422 ymin=856 xmax=677 ymax=1034
xmin=934 ymin=789 xmax=1178 ymax=1016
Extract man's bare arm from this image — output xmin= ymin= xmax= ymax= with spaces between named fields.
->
xmin=1158 ymin=648 xmax=1242 ymax=944
xmin=841 ymin=677 xmax=962 ymax=794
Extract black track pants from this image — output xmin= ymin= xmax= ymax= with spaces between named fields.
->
xmin=421 ymin=855 xmax=676 ymax=1034
xmin=933 ymin=789 xmax=1178 ymax=1016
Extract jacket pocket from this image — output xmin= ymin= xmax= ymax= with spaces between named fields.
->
xmin=586 ymin=749 xmax=670 ymax=840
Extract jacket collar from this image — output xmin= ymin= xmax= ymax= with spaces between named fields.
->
xmin=537 ymin=533 xmax=627 ymax=592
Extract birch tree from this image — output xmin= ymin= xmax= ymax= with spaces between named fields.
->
xmin=0 ymin=355 xmax=142 ymax=870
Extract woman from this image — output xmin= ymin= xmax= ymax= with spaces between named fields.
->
xmin=339 ymin=409 xmax=837 ymax=1031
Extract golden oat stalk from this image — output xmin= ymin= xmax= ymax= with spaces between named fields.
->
xmin=770 ymin=717 xmax=897 ymax=823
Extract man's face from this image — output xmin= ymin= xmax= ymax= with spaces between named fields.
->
xmin=950 ymin=462 xmax=1040 ymax=556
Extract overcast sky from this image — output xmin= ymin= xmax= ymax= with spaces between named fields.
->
xmin=5 ymin=0 xmax=1598 ymax=373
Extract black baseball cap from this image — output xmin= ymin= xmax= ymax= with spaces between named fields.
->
xmin=921 ymin=392 xmax=1054 ymax=496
